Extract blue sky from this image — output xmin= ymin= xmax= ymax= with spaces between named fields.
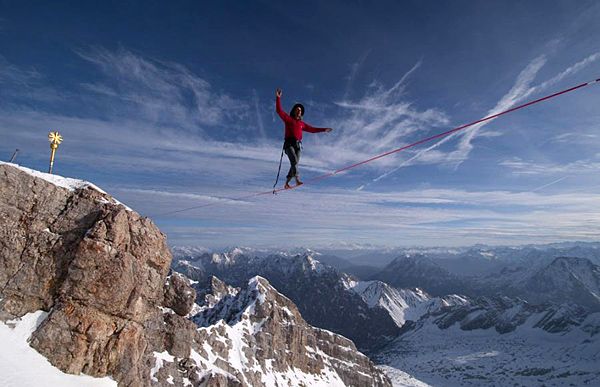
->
xmin=1 ymin=1 xmax=600 ymax=248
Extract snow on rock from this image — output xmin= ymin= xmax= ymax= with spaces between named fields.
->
xmin=377 ymin=366 xmax=432 ymax=387
xmin=0 ymin=162 xmax=105 ymax=192
xmin=150 ymin=351 xmax=175 ymax=382
xmin=376 ymin=299 xmax=600 ymax=386
xmin=0 ymin=162 xmax=132 ymax=210
xmin=347 ymin=279 xmax=468 ymax=328
xmin=0 ymin=311 xmax=117 ymax=387
xmin=188 ymin=275 xmax=392 ymax=386
xmin=174 ymin=251 xmax=400 ymax=352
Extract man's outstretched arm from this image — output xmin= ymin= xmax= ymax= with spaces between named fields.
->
xmin=275 ymin=88 xmax=291 ymax=122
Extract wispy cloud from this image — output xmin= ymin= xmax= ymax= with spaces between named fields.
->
xmin=500 ymin=157 xmax=600 ymax=175
xmin=354 ymin=55 xmax=546 ymax=190
xmin=138 ymin=184 xmax=600 ymax=246
xmin=342 ymin=50 xmax=371 ymax=101
xmin=76 ymin=47 xmax=249 ymax=131
xmin=0 ymin=55 xmax=41 ymax=86
xmin=529 ymin=176 xmax=569 ymax=192
xmin=549 ymin=132 xmax=599 ymax=145
xmin=0 ymin=49 xmax=288 ymax=184
xmin=321 ymin=60 xmax=448 ymax=170
xmin=533 ymin=51 xmax=600 ymax=91
xmin=358 ymin=51 xmax=600 ymax=190
xmin=0 ymin=55 xmax=64 ymax=104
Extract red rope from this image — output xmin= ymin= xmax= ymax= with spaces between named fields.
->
xmin=158 ymin=78 xmax=598 ymax=216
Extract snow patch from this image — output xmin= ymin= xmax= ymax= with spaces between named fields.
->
xmin=1 ymin=162 xmax=105 ymax=192
xmin=150 ymin=351 xmax=175 ymax=382
xmin=0 ymin=311 xmax=117 ymax=387
xmin=1 ymin=162 xmax=133 ymax=211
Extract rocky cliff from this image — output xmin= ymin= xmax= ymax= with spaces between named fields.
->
xmin=0 ymin=162 xmax=391 ymax=387
xmin=173 ymin=250 xmax=400 ymax=352
xmin=188 ymin=275 xmax=391 ymax=386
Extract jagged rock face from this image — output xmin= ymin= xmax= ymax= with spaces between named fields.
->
xmin=1 ymin=165 xmax=108 ymax=317
xmin=182 ymin=276 xmax=392 ymax=387
xmin=1 ymin=164 xmax=391 ymax=387
xmin=173 ymin=251 xmax=400 ymax=351
xmin=346 ymin=279 xmax=469 ymax=328
xmin=0 ymin=163 xmax=175 ymax=385
xmin=164 ymin=272 xmax=197 ymax=316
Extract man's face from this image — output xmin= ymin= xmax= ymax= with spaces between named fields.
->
xmin=293 ymin=106 xmax=302 ymax=119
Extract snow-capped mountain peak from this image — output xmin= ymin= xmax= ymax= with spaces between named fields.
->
xmin=190 ymin=276 xmax=392 ymax=386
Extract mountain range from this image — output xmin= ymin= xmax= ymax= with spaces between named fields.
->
xmin=172 ymin=244 xmax=600 ymax=386
xmin=2 ymin=162 xmax=599 ymax=386
xmin=172 ymin=249 xmax=400 ymax=352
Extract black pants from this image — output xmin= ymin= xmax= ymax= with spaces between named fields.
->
xmin=284 ymin=139 xmax=302 ymax=179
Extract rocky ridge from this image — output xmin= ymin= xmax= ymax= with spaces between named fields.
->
xmin=345 ymin=279 xmax=469 ymax=328
xmin=371 ymin=254 xmax=473 ymax=296
xmin=173 ymin=249 xmax=400 ymax=352
xmin=0 ymin=162 xmax=391 ymax=387
xmin=375 ymin=296 xmax=600 ymax=386
xmin=187 ymin=275 xmax=391 ymax=386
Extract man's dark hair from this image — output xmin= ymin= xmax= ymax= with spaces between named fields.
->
xmin=290 ymin=103 xmax=305 ymax=117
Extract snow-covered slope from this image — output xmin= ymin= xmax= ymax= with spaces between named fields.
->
xmin=344 ymin=280 xmax=468 ymax=327
xmin=478 ymin=256 xmax=600 ymax=311
xmin=376 ymin=298 xmax=600 ymax=386
xmin=0 ymin=311 xmax=117 ymax=387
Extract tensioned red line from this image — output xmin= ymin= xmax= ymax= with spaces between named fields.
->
xmin=157 ymin=78 xmax=599 ymax=216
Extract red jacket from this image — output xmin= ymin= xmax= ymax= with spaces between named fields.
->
xmin=276 ymin=96 xmax=327 ymax=141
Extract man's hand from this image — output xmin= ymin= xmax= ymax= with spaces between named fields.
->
xmin=325 ymin=128 xmax=333 ymax=132
xmin=276 ymin=88 xmax=282 ymax=97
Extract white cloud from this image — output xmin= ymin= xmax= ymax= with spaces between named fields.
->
xmin=76 ymin=47 xmax=249 ymax=130
xmin=533 ymin=51 xmax=600 ymax=91
xmin=343 ymin=50 xmax=371 ymax=101
xmin=549 ymin=132 xmax=599 ymax=144
xmin=0 ymin=49 xmax=286 ymax=184
xmin=2 ymin=47 xmax=599 ymax=248
xmin=342 ymin=55 xmax=547 ymax=191
xmin=357 ymin=50 xmax=600 ymax=190
xmin=139 ymin=184 xmax=600 ymax=246
xmin=0 ymin=55 xmax=41 ymax=85
xmin=322 ymin=60 xmax=449 ymax=171
xmin=500 ymin=157 xmax=600 ymax=176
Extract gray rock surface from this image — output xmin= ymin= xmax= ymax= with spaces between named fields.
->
xmin=163 ymin=272 xmax=197 ymax=316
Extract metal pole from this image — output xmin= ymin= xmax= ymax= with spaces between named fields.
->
xmin=9 ymin=149 xmax=19 ymax=163
xmin=48 ymin=132 xmax=63 ymax=174
xmin=49 ymin=146 xmax=57 ymax=173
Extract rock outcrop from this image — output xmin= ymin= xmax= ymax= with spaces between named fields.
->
xmin=0 ymin=162 xmax=179 ymax=385
xmin=188 ymin=275 xmax=391 ymax=387
xmin=173 ymin=250 xmax=400 ymax=352
xmin=0 ymin=162 xmax=391 ymax=386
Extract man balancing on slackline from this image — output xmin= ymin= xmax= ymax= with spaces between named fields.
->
xmin=275 ymin=88 xmax=333 ymax=189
